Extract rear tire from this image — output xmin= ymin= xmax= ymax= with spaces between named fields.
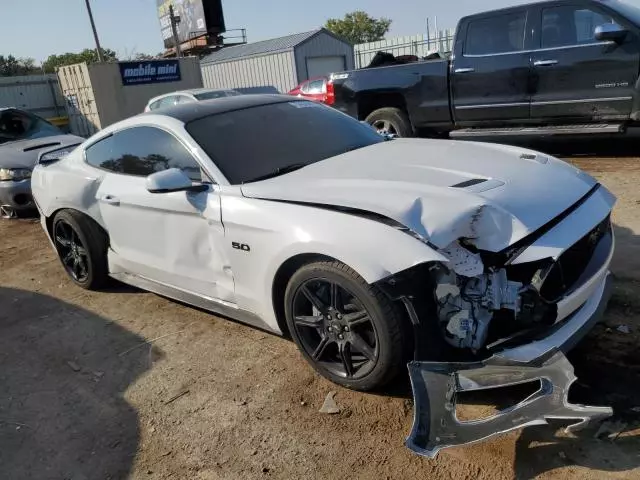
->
xmin=365 ymin=107 xmax=413 ymax=138
xmin=52 ymin=210 xmax=109 ymax=290
xmin=284 ymin=260 xmax=406 ymax=391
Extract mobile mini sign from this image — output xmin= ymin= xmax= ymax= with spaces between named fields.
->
xmin=119 ymin=60 xmax=181 ymax=86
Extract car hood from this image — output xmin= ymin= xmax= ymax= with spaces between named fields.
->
xmin=0 ymin=135 xmax=84 ymax=169
xmin=240 ymin=139 xmax=598 ymax=252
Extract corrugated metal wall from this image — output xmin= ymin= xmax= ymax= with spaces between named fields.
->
xmin=201 ymin=50 xmax=297 ymax=94
xmin=354 ymin=29 xmax=455 ymax=68
xmin=293 ymin=32 xmax=355 ymax=82
xmin=0 ymin=74 xmax=65 ymax=119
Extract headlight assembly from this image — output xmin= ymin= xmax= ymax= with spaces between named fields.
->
xmin=0 ymin=168 xmax=31 ymax=181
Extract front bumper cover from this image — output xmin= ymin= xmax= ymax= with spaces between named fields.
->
xmin=406 ymin=272 xmax=613 ymax=457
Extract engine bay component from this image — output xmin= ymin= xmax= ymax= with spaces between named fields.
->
xmin=436 ymin=242 xmax=523 ymax=350
xmin=406 ymin=350 xmax=613 ymax=458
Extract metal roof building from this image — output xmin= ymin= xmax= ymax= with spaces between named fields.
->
xmin=200 ymin=29 xmax=354 ymax=93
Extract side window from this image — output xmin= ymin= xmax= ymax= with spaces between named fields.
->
xmin=85 ymin=126 xmax=203 ymax=181
xmin=465 ymin=12 xmax=527 ymax=55
xmin=148 ymin=100 xmax=162 ymax=111
xmin=307 ymin=79 xmax=325 ymax=94
xmin=300 ymin=81 xmax=311 ymax=94
xmin=541 ymin=6 xmax=618 ymax=48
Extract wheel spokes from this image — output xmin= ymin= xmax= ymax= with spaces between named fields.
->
xmin=339 ymin=342 xmax=354 ymax=377
xmin=62 ymin=251 xmax=74 ymax=265
xmin=295 ymin=315 xmax=324 ymax=328
xmin=301 ymin=285 xmax=328 ymax=313
xmin=350 ymin=333 xmax=375 ymax=362
xmin=343 ymin=310 xmax=370 ymax=327
xmin=329 ymin=282 xmax=340 ymax=309
xmin=55 ymin=235 xmax=71 ymax=247
xmin=312 ymin=336 xmax=331 ymax=361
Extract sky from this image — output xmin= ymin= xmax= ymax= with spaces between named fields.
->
xmin=2 ymin=0 xmax=640 ymax=62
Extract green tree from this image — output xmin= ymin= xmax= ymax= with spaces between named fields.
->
xmin=325 ymin=11 xmax=392 ymax=44
xmin=0 ymin=55 xmax=40 ymax=76
xmin=42 ymin=48 xmax=118 ymax=73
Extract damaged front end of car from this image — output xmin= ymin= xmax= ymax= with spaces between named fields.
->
xmin=375 ymin=188 xmax=616 ymax=457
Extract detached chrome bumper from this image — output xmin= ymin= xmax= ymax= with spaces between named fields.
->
xmin=407 ymin=270 xmax=614 ymax=458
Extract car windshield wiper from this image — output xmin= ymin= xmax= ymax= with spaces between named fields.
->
xmin=245 ymin=163 xmax=308 ymax=183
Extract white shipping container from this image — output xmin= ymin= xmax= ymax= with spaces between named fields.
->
xmin=57 ymin=57 xmax=203 ymax=137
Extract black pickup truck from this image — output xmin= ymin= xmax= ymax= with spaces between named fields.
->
xmin=328 ymin=0 xmax=640 ymax=138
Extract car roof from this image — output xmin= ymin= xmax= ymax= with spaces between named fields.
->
xmin=142 ymin=94 xmax=305 ymax=123
xmin=147 ymin=88 xmax=238 ymax=104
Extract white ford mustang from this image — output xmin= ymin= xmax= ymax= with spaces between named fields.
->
xmin=31 ymin=95 xmax=616 ymax=456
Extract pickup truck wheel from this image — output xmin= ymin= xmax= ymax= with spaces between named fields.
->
xmin=365 ymin=108 xmax=413 ymax=138
xmin=284 ymin=261 xmax=406 ymax=391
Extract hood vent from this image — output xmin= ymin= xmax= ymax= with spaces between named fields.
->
xmin=22 ymin=142 xmax=61 ymax=152
xmin=450 ymin=178 xmax=487 ymax=188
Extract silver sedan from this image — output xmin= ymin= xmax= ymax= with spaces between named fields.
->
xmin=0 ymin=108 xmax=83 ymax=218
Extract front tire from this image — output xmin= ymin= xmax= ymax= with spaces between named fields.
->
xmin=52 ymin=210 xmax=109 ymax=290
xmin=284 ymin=260 xmax=406 ymax=391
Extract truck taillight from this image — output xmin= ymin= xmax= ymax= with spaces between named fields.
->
xmin=324 ymin=80 xmax=335 ymax=105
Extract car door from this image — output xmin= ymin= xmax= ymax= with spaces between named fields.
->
xmin=87 ymin=125 xmax=235 ymax=303
xmin=530 ymin=3 xmax=639 ymax=121
xmin=451 ymin=8 xmax=533 ymax=125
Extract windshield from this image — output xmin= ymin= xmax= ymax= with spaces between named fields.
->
xmin=186 ymin=100 xmax=384 ymax=184
xmin=194 ymin=90 xmax=241 ymax=101
xmin=0 ymin=109 xmax=61 ymax=145
xmin=602 ymin=0 xmax=640 ymax=25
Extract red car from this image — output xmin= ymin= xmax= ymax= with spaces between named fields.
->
xmin=287 ymin=76 xmax=334 ymax=105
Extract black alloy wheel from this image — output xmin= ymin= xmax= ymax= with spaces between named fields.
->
xmin=54 ymin=219 xmax=90 ymax=283
xmin=52 ymin=210 xmax=109 ymax=290
xmin=284 ymin=261 xmax=406 ymax=391
xmin=292 ymin=278 xmax=379 ymax=380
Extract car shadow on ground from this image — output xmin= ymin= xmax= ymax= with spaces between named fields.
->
xmin=0 ymin=286 xmax=156 ymax=479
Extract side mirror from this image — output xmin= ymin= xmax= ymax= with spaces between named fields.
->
xmin=595 ymin=23 xmax=627 ymax=43
xmin=146 ymin=168 xmax=208 ymax=194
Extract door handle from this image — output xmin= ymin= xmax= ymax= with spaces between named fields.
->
xmin=101 ymin=194 xmax=120 ymax=206
xmin=454 ymin=67 xmax=475 ymax=73
xmin=533 ymin=59 xmax=558 ymax=67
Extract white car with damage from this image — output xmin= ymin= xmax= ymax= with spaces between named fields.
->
xmin=31 ymin=94 xmax=616 ymax=456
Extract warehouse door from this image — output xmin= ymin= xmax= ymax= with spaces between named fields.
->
xmin=306 ymin=56 xmax=346 ymax=79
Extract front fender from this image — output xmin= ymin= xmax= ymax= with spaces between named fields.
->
xmin=221 ymin=195 xmax=447 ymax=331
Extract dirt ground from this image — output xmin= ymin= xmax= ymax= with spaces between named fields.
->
xmin=2 ymin=154 xmax=640 ymax=480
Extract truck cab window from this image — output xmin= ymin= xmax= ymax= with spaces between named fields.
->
xmin=542 ymin=7 xmax=617 ymax=48
xmin=465 ymin=12 xmax=527 ymax=55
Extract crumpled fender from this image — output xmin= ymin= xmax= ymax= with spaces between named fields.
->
xmin=395 ymin=196 xmax=528 ymax=251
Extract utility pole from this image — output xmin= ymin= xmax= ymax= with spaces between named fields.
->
xmin=84 ymin=0 xmax=105 ymax=63
xmin=169 ymin=5 xmax=183 ymax=58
